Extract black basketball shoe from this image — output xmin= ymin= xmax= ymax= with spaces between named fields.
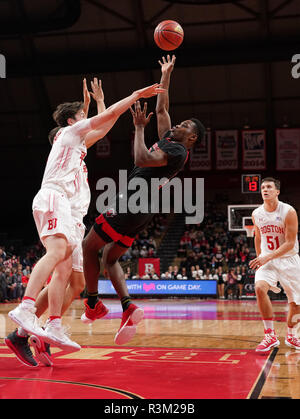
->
xmin=5 ymin=329 xmax=38 ymax=367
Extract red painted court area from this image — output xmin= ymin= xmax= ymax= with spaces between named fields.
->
xmin=0 ymin=345 xmax=272 ymax=399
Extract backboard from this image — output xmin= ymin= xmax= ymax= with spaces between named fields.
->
xmin=227 ymin=204 xmax=260 ymax=232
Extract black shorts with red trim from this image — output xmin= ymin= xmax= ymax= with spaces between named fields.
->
xmin=93 ymin=212 xmax=154 ymax=249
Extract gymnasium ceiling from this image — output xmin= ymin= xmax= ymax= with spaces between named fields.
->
xmin=1 ymin=0 xmax=300 ymax=144
xmin=1 ymin=0 xmax=300 ymax=239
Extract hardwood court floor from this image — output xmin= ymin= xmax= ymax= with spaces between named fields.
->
xmin=0 ymin=298 xmax=299 ymax=399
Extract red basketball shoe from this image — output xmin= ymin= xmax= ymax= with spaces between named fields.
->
xmin=256 ymin=329 xmax=280 ymax=353
xmin=114 ymin=304 xmax=144 ymax=345
xmin=81 ymin=299 xmax=109 ymax=324
xmin=285 ymin=335 xmax=300 ymax=350
xmin=30 ymin=335 xmax=53 ymax=367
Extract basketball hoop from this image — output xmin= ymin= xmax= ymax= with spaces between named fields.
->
xmin=242 ymin=216 xmax=255 ymax=238
xmin=227 ymin=204 xmax=259 ymax=232
xmin=244 ymin=225 xmax=255 ymax=238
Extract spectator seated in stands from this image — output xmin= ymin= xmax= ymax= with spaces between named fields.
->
xmin=124 ymin=267 xmax=132 ymax=280
xmin=201 ymin=268 xmax=217 ymax=280
xmin=179 ymin=267 xmax=188 ymax=280
xmin=0 ymin=267 xmax=9 ymax=303
xmin=224 ymin=268 xmax=239 ymax=299
xmin=142 ymin=267 xmax=159 ymax=280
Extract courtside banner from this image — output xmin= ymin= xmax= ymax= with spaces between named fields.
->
xmin=189 ymin=131 xmax=211 ymax=171
xmin=242 ymin=129 xmax=266 ymax=170
xmin=215 ymin=130 xmax=238 ymax=170
xmin=138 ymin=258 xmax=160 ymax=277
xmin=276 ymin=128 xmax=300 ymax=171
xmin=98 ymin=279 xmax=217 ymax=296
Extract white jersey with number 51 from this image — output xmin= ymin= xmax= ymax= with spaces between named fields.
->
xmin=252 ymin=201 xmax=299 ymax=258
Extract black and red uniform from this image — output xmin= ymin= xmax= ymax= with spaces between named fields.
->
xmin=94 ymin=132 xmax=189 ymax=248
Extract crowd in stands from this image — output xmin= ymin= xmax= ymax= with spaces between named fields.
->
xmin=122 ymin=203 xmax=257 ymax=298
xmin=0 ymin=203 xmax=258 ymax=302
xmin=118 ymin=214 xmax=168 ymax=261
xmin=125 ymin=262 xmax=250 ymax=299
xmin=85 ymin=211 xmax=168 ymax=262
xmin=0 ymin=242 xmax=44 ymax=303
xmin=0 ymin=214 xmax=169 ymax=303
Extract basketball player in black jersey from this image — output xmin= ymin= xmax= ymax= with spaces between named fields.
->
xmin=81 ymin=55 xmax=205 ymax=345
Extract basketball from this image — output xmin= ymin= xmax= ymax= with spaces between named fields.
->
xmin=154 ymin=20 xmax=184 ymax=51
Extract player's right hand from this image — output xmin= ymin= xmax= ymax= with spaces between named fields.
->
xmin=158 ymin=55 xmax=176 ymax=74
xmin=136 ymin=83 xmax=165 ymax=99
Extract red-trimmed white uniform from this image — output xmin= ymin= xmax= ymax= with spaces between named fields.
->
xmin=253 ymin=201 xmax=300 ymax=304
xmin=32 ymin=119 xmax=91 ymax=251
xmin=69 ymin=161 xmax=91 ymax=272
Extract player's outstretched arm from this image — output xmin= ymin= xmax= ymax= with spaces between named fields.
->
xmin=83 ymin=83 xmax=164 ymax=149
xmin=82 ymin=78 xmax=91 ymax=119
xmin=156 ymin=55 xmax=176 ymax=140
xmin=131 ymin=101 xmax=168 ymax=167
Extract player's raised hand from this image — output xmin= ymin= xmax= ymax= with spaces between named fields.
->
xmin=135 ymin=83 xmax=165 ymax=99
xmin=130 ymin=101 xmax=153 ymax=127
xmin=90 ymin=77 xmax=105 ymax=103
xmin=158 ymin=55 xmax=176 ymax=74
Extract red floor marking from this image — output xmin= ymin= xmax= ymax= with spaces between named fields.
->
xmin=0 ymin=345 xmax=270 ymax=399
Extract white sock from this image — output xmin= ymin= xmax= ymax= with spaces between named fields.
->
xmin=263 ymin=319 xmax=274 ymax=333
xmin=21 ymin=298 xmax=35 ymax=310
xmin=288 ymin=327 xmax=295 ymax=336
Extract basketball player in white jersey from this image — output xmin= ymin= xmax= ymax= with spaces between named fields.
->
xmin=250 ymin=177 xmax=300 ymax=352
xmin=8 ymin=82 xmax=165 ymax=352
xmin=5 ymin=78 xmax=101 ymax=366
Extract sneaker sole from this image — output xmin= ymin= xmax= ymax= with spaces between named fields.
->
xmin=44 ymin=333 xmax=81 ymax=352
xmin=255 ymin=341 xmax=280 ymax=353
xmin=81 ymin=313 xmax=94 ymax=324
xmin=4 ymin=338 xmax=38 ymax=368
xmin=30 ymin=335 xmax=53 ymax=367
xmin=114 ymin=307 xmax=144 ymax=345
xmin=114 ymin=325 xmax=137 ymax=345
xmin=130 ymin=308 xmax=144 ymax=325
xmin=81 ymin=308 xmax=109 ymax=324
xmin=285 ymin=339 xmax=300 ymax=350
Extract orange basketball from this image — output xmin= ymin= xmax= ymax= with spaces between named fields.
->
xmin=154 ymin=20 xmax=184 ymax=51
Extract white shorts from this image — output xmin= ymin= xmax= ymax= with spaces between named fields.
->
xmin=255 ymin=254 xmax=300 ymax=305
xmin=71 ymin=221 xmax=85 ymax=273
xmin=32 ymin=188 xmax=76 ymax=248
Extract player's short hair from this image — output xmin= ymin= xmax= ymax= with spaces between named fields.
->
xmin=261 ymin=177 xmax=280 ymax=190
xmin=190 ymin=118 xmax=206 ymax=142
xmin=48 ymin=126 xmax=61 ymax=145
xmin=52 ymin=101 xmax=83 ymax=127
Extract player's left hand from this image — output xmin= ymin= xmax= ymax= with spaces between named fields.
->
xmin=130 ymin=101 xmax=153 ymax=127
xmin=90 ymin=77 xmax=105 ymax=103
xmin=249 ymin=254 xmax=272 ymax=270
